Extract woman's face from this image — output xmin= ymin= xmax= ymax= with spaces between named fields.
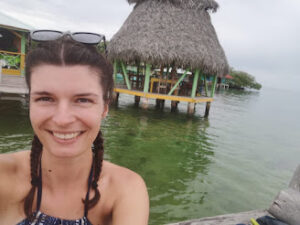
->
xmin=29 ymin=65 xmax=108 ymax=158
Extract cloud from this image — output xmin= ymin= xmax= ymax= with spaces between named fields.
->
xmin=1 ymin=0 xmax=133 ymax=38
xmin=212 ymin=0 xmax=300 ymax=90
xmin=1 ymin=0 xmax=299 ymax=91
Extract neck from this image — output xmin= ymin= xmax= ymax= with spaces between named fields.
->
xmin=41 ymin=149 xmax=93 ymax=191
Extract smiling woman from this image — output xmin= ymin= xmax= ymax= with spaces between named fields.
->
xmin=0 ymin=31 xmax=149 ymax=225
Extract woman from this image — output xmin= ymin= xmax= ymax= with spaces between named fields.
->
xmin=0 ymin=31 xmax=149 ymax=225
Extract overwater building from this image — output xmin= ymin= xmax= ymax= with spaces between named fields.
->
xmin=108 ymin=0 xmax=228 ymax=115
xmin=0 ymin=11 xmax=33 ymax=94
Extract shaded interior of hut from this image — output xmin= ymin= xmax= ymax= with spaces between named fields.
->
xmin=114 ymin=63 xmax=215 ymax=97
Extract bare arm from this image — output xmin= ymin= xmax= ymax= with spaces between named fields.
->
xmin=112 ymin=172 xmax=149 ymax=225
xmin=0 ymin=153 xmax=18 ymax=214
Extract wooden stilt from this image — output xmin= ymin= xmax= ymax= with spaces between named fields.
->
xmin=187 ymin=102 xmax=195 ymax=114
xmin=155 ymin=99 xmax=165 ymax=109
xmin=141 ymin=97 xmax=149 ymax=109
xmin=141 ymin=64 xmax=151 ymax=110
xmin=205 ymin=102 xmax=211 ymax=117
xmin=134 ymin=96 xmax=140 ymax=105
xmin=171 ymin=101 xmax=178 ymax=112
xmin=155 ymin=99 xmax=160 ymax=108
xmin=112 ymin=92 xmax=119 ymax=104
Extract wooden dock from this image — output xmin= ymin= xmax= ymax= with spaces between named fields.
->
xmin=167 ymin=210 xmax=269 ymax=225
xmin=114 ymin=88 xmax=214 ymax=103
xmin=0 ymin=74 xmax=28 ymax=95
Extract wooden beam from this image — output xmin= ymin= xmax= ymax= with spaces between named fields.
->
xmin=168 ymin=69 xmax=189 ymax=96
xmin=120 ymin=61 xmax=131 ymax=90
xmin=114 ymin=88 xmax=213 ymax=103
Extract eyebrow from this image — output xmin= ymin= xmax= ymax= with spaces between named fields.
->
xmin=74 ymin=93 xmax=99 ymax=97
xmin=31 ymin=91 xmax=99 ymax=97
xmin=31 ymin=91 xmax=52 ymax=96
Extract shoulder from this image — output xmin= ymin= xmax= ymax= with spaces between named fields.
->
xmin=0 ymin=151 xmax=30 ymax=203
xmin=101 ymin=161 xmax=149 ymax=225
xmin=0 ymin=150 xmax=30 ymax=172
xmin=102 ymin=161 xmax=147 ymax=193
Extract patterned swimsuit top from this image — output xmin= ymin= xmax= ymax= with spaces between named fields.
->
xmin=17 ymin=162 xmax=94 ymax=225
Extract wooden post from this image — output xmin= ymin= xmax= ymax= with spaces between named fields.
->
xmin=134 ymin=96 xmax=140 ymax=106
xmin=187 ymin=69 xmax=199 ymax=114
xmin=143 ymin=64 xmax=151 ymax=93
xmin=120 ymin=62 xmax=131 ymax=90
xmin=205 ymin=102 xmax=211 ymax=118
xmin=20 ymin=33 xmax=26 ymax=77
xmin=112 ymin=92 xmax=119 ymax=104
xmin=204 ymin=75 xmax=217 ymax=117
xmin=211 ymin=75 xmax=218 ymax=97
xmin=171 ymin=101 xmax=178 ymax=112
xmin=113 ymin=61 xmax=118 ymax=82
xmin=191 ymin=69 xmax=200 ymax=98
xmin=136 ymin=62 xmax=140 ymax=89
xmin=204 ymin=74 xmax=209 ymax=97
xmin=141 ymin=64 xmax=151 ymax=109
xmin=187 ymin=103 xmax=195 ymax=115
xmin=156 ymin=99 xmax=165 ymax=109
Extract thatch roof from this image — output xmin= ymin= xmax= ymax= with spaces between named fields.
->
xmin=128 ymin=0 xmax=219 ymax=12
xmin=108 ymin=0 xmax=228 ymax=77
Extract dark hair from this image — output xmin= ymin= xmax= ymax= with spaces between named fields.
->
xmin=25 ymin=36 xmax=114 ymax=103
xmin=24 ymin=36 xmax=113 ymax=219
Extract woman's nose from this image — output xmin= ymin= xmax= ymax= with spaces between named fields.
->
xmin=52 ymin=102 xmax=75 ymax=126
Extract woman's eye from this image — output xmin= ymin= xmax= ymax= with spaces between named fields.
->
xmin=36 ymin=97 xmax=53 ymax=102
xmin=77 ymin=98 xmax=92 ymax=103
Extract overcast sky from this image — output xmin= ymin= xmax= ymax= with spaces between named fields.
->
xmin=1 ymin=0 xmax=299 ymax=91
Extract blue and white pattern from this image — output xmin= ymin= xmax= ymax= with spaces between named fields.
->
xmin=17 ymin=211 xmax=92 ymax=225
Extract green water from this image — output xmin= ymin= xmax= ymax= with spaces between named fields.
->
xmin=1 ymin=88 xmax=299 ymax=225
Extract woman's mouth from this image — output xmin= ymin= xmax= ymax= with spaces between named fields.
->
xmin=51 ymin=131 xmax=82 ymax=140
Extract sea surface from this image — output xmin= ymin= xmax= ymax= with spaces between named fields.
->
xmin=0 ymin=87 xmax=299 ymax=225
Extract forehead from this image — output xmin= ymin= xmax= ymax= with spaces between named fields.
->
xmin=30 ymin=65 xmax=102 ymax=94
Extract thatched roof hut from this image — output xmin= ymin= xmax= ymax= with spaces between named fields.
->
xmin=108 ymin=0 xmax=228 ymax=77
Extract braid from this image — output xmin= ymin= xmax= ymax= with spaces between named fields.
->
xmin=83 ymin=130 xmax=104 ymax=211
xmin=24 ymin=135 xmax=43 ymax=219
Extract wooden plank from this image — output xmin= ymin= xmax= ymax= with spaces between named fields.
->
xmin=2 ymin=69 xmax=21 ymax=75
xmin=0 ymin=74 xmax=28 ymax=94
xmin=114 ymin=88 xmax=213 ymax=103
xmin=166 ymin=210 xmax=269 ymax=225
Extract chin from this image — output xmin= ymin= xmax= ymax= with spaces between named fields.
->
xmin=44 ymin=145 xmax=89 ymax=159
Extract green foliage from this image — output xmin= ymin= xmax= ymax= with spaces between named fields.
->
xmin=228 ymin=68 xmax=262 ymax=90
xmin=0 ymin=53 xmax=20 ymax=69
xmin=96 ymin=40 xmax=108 ymax=55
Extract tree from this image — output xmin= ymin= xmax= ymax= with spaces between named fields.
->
xmin=228 ymin=68 xmax=262 ymax=90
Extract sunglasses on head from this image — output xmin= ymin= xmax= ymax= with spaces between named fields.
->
xmin=30 ymin=30 xmax=106 ymax=45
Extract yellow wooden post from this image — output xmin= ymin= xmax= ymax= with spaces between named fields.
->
xmin=20 ymin=33 xmax=26 ymax=76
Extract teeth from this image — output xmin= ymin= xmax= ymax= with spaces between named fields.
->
xmin=53 ymin=132 xmax=80 ymax=140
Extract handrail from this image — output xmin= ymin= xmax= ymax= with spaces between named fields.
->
xmin=0 ymin=50 xmax=23 ymax=56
